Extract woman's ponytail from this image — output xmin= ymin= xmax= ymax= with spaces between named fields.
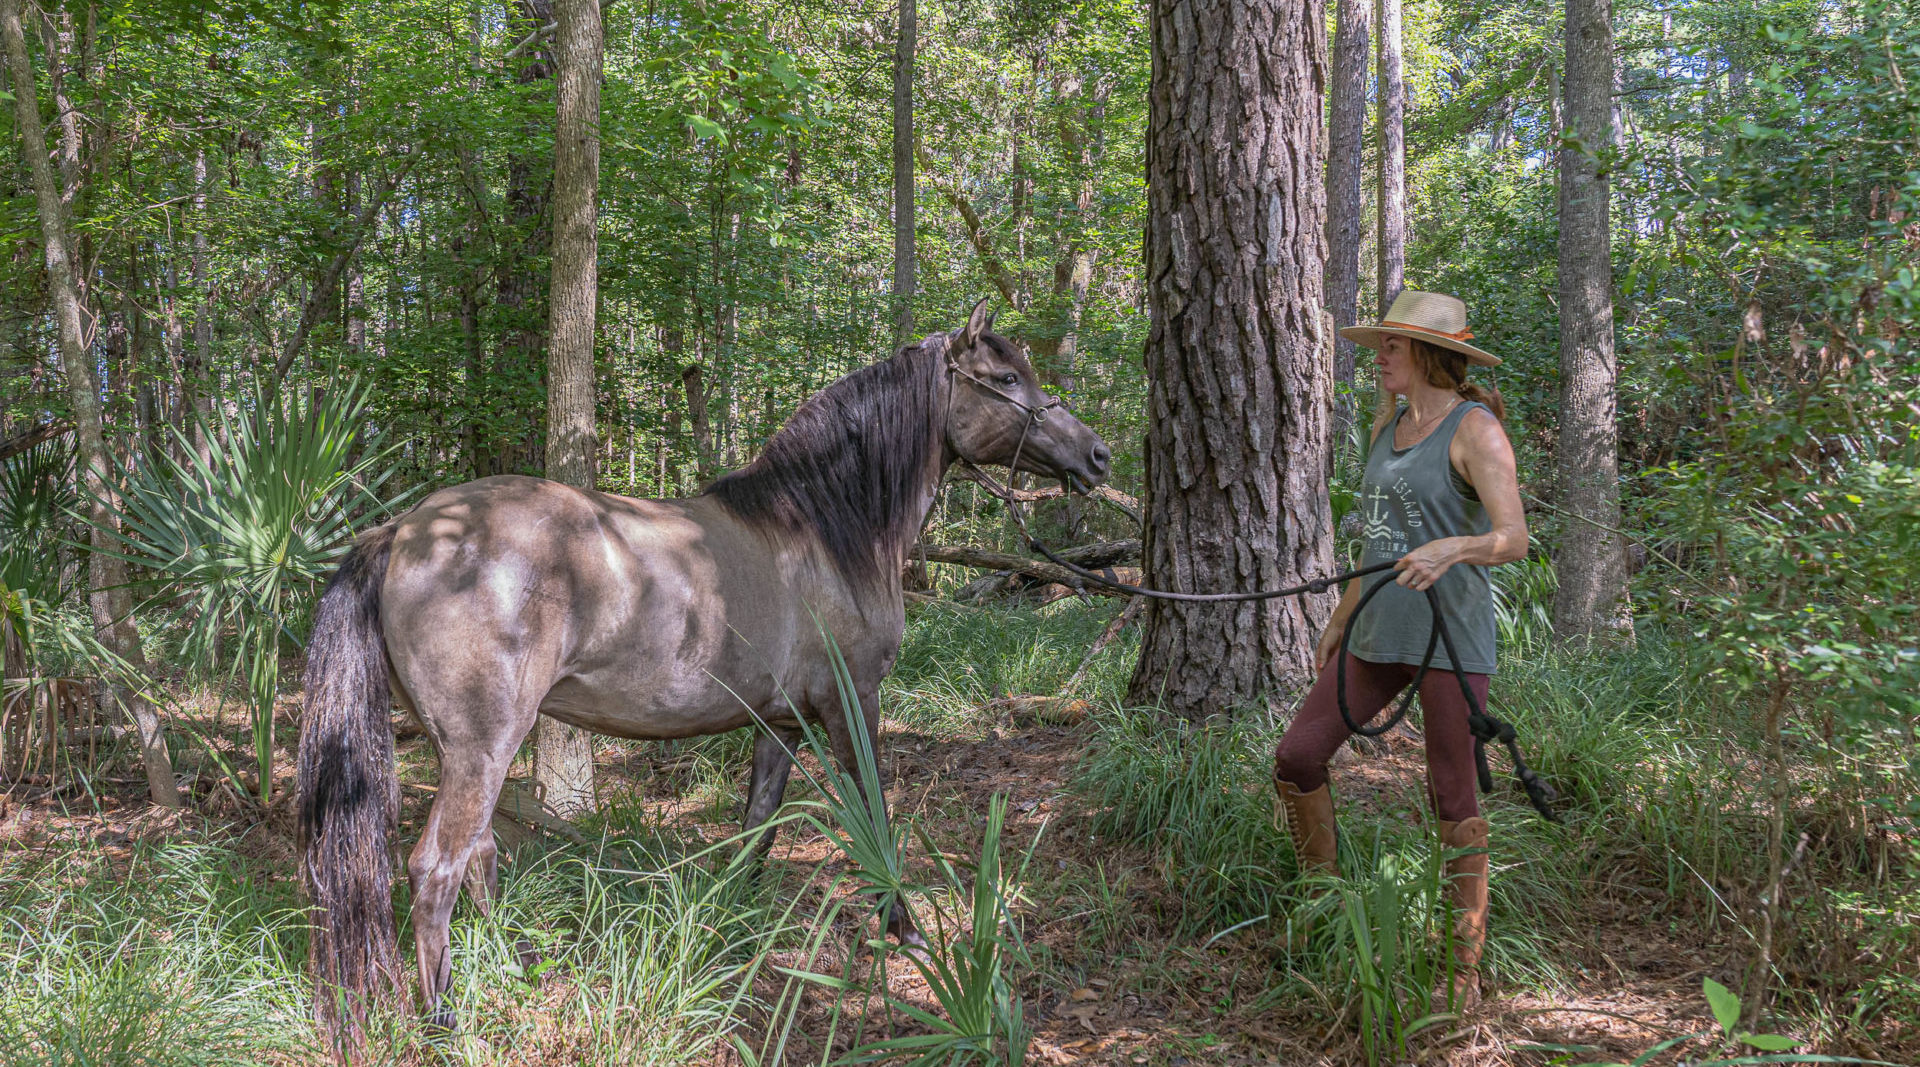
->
xmin=1457 ymin=382 xmax=1506 ymax=422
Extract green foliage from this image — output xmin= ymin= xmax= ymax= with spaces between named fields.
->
xmin=0 ymin=443 xmax=74 ymax=606
xmin=1644 ymin=6 xmax=1920 ymax=730
xmin=754 ymin=629 xmax=1037 ymax=1066
xmin=103 ymin=378 xmax=397 ymax=801
xmin=0 ymin=841 xmax=315 ymax=1065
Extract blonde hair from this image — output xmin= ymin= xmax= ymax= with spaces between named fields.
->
xmin=1409 ymin=338 xmax=1505 ymax=422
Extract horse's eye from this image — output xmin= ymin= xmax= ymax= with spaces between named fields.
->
xmin=1000 ymin=373 xmax=1018 ymax=386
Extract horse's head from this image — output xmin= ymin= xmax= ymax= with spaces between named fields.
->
xmin=941 ymin=299 xmax=1111 ymax=492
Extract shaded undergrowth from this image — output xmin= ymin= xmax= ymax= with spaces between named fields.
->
xmin=2 ymin=590 xmax=1914 ymax=1063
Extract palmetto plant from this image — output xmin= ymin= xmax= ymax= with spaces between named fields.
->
xmin=103 ymin=379 xmax=398 ymax=803
xmin=0 ymin=441 xmax=76 ymax=606
xmin=0 ymin=441 xmax=129 ymax=782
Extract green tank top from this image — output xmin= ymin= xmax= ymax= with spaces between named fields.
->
xmin=1350 ymin=400 xmax=1498 ymax=674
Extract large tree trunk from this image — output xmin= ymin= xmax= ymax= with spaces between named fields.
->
xmin=1126 ymin=0 xmax=1335 ymax=719
xmin=536 ymin=0 xmax=602 ymax=819
xmin=891 ymin=0 xmax=916 ymax=346
xmin=1551 ymin=0 xmax=1630 ymax=641
xmin=2 ymin=0 xmax=180 ymax=807
xmin=1325 ymin=0 xmax=1369 ymax=440
xmin=1370 ymin=0 xmax=1407 ymax=439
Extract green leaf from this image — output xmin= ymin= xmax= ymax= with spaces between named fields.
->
xmin=1704 ymin=977 xmax=1741 ymax=1034
xmin=1737 ymin=1033 xmax=1800 ymax=1051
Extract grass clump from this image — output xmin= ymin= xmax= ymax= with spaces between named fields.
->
xmin=1073 ymin=705 xmax=1297 ymax=935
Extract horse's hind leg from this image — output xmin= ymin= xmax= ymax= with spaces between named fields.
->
xmin=407 ymin=721 xmax=530 ymax=1031
xmin=744 ymin=723 xmax=799 ymax=856
xmin=463 ymin=834 xmax=499 ymax=916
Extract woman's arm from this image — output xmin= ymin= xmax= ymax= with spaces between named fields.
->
xmin=1316 ymin=578 xmax=1365 ymax=668
xmin=1392 ymin=407 xmax=1530 ymax=591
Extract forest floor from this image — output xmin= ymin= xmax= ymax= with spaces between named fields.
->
xmin=1 ymin=601 xmax=1910 ymax=1066
xmin=0 ymin=707 xmax=1752 ymax=1065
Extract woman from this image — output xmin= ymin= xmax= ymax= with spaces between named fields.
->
xmin=1272 ymin=290 xmax=1528 ymax=1005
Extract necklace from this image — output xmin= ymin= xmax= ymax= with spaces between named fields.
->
xmin=1398 ymin=396 xmax=1460 ymax=445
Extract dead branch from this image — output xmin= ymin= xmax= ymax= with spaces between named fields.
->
xmin=0 ymin=419 xmax=70 ymax=462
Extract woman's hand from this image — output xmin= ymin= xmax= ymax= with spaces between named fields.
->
xmin=1394 ymin=538 xmax=1463 ymax=591
xmin=1316 ymin=621 xmax=1345 ymax=670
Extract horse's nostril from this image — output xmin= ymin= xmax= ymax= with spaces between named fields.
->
xmin=1091 ymin=442 xmax=1111 ymax=473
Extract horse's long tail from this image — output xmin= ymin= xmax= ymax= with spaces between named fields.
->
xmin=296 ymin=523 xmax=401 ymax=1056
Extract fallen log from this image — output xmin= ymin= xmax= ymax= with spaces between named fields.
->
xmin=912 ymin=539 xmax=1138 ymax=570
xmin=906 ymin=543 xmax=1139 ymax=599
xmin=0 ymin=419 xmax=71 ymax=463
xmin=951 ymin=468 xmax=1143 ymax=524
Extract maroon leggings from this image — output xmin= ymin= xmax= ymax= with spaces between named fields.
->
xmin=1272 ymin=653 xmax=1489 ymax=822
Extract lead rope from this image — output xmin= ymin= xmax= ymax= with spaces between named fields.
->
xmin=958 ymin=459 xmax=1559 ymax=822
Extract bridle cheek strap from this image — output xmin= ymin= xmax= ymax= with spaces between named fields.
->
xmin=944 ymin=354 xmax=1061 ymax=476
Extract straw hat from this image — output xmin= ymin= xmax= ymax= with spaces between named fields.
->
xmin=1340 ymin=290 xmax=1501 ymax=367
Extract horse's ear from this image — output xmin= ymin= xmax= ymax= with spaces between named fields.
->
xmin=961 ymin=297 xmax=993 ymax=350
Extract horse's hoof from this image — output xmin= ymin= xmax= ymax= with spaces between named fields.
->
xmin=894 ymin=928 xmax=934 ymax=964
xmin=424 ymin=1003 xmax=459 ymax=1036
xmin=514 ymin=938 xmax=547 ymax=980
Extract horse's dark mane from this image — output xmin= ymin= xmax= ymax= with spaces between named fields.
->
xmin=706 ymin=336 xmax=948 ymax=589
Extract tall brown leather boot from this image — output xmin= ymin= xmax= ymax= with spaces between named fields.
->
xmin=1275 ymin=779 xmax=1341 ymax=878
xmin=1439 ymin=817 xmax=1491 ymax=1009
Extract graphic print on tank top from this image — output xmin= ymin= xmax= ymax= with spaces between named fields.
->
xmin=1361 ymin=477 xmax=1429 ymax=558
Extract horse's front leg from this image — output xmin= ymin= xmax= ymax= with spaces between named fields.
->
xmin=743 ymin=722 xmax=799 ymax=855
xmin=822 ymin=687 xmax=927 ymax=951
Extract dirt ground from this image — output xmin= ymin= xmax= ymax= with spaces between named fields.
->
xmin=0 ymin=702 xmax=1857 ymax=1066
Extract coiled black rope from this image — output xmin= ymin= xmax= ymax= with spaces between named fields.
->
xmin=1333 ymin=574 xmax=1560 ymax=822
xmin=997 ymin=495 xmax=1559 ymax=822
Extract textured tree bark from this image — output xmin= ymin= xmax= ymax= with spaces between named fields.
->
xmin=891 ymin=0 xmax=916 ymax=346
xmin=679 ymin=362 xmax=716 ymax=485
xmin=537 ymin=0 xmax=603 ymax=819
xmin=1325 ymin=0 xmax=1370 ymax=436
xmin=3 ymin=0 xmax=180 ymax=807
xmin=1552 ymin=0 xmax=1631 ymax=641
xmin=1126 ymin=0 xmax=1335 ymax=719
xmin=1374 ymin=0 xmax=1405 ymax=317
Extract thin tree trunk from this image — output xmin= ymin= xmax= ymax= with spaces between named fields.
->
xmin=1326 ymin=0 xmax=1370 ymax=440
xmin=1551 ymin=0 xmax=1630 ymax=640
xmin=2 ymin=0 xmax=179 ymax=807
xmin=1371 ymin=0 xmax=1407 ymax=440
xmin=270 ymin=144 xmax=422 ymax=385
xmin=680 ymin=361 xmax=716 ymax=484
xmin=188 ymin=147 xmax=213 ymax=461
xmin=1126 ymin=0 xmax=1334 ymax=719
xmin=891 ymin=0 xmax=916 ymax=346
xmin=494 ymin=0 xmax=556 ymax=477
xmin=1747 ymin=662 xmax=1791 ymax=1025
xmin=1374 ymin=0 xmax=1405 ymax=316
xmin=536 ymin=0 xmax=602 ymax=819
xmin=346 ymin=171 xmax=366 ymax=352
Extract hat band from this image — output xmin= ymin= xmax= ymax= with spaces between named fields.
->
xmin=1382 ymin=320 xmax=1475 ymax=342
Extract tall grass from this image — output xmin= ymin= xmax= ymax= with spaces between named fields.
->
xmin=0 ymin=840 xmax=316 ymax=1065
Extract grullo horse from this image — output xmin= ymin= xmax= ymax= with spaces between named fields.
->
xmin=296 ymin=300 xmax=1111 ymax=1049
